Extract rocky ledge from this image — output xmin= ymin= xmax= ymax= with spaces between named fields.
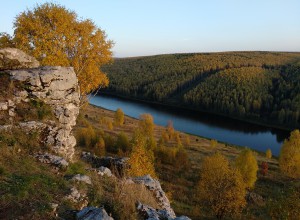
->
xmin=0 ymin=48 xmax=80 ymax=160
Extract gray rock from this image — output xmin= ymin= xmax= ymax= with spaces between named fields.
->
xmin=81 ymin=152 xmax=129 ymax=177
xmin=0 ymin=102 xmax=8 ymax=110
xmin=8 ymin=65 xmax=80 ymax=160
xmin=35 ymin=153 xmax=69 ymax=168
xmin=246 ymin=191 xmax=265 ymax=206
xmin=88 ymin=166 xmax=113 ymax=178
xmin=137 ymin=202 xmax=191 ymax=220
xmin=76 ymin=207 xmax=113 ymax=220
xmin=0 ymin=48 xmax=39 ymax=70
xmin=71 ymin=174 xmax=92 ymax=185
xmin=132 ymin=175 xmax=176 ymax=218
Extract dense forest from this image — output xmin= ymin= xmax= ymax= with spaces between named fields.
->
xmin=102 ymin=52 xmax=300 ymax=129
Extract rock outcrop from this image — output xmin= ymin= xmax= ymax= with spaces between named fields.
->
xmin=137 ymin=202 xmax=191 ymax=220
xmin=76 ymin=207 xmax=114 ymax=220
xmin=0 ymin=48 xmax=80 ymax=160
xmin=35 ymin=153 xmax=69 ymax=169
xmin=81 ymin=152 xmax=129 ymax=177
xmin=0 ymin=48 xmax=40 ymax=70
xmin=132 ymin=175 xmax=176 ymax=218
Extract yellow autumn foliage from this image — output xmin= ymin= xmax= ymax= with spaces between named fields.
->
xmin=279 ymin=130 xmax=300 ymax=178
xmin=138 ymin=114 xmax=154 ymax=137
xmin=235 ymin=149 xmax=258 ymax=189
xmin=1 ymin=3 xmax=113 ymax=95
xmin=127 ymin=132 xmax=156 ymax=178
xmin=266 ymin=148 xmax=272 ymax=159
xmin=114 ymin=108 xmax=125 ymax=126
xmin=198 ymin=153 xmax=246 ymax=219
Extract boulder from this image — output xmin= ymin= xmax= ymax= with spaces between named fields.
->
xmin=81 ymin=152 xmax=129 ymax=177
xmin=132 ymin=175 xmax=176 ymax=218
xmin=88 ymin=166 xmax=113 ymax=177
xmin=35 ymin=153 xmax=69 ymax=168
xmin=71 ymin=174 xmax=92 ymax=185
xmin=137 ymin=202 xmax=191 ymax=220
xmin=246 ymin=191 xmax=265 ymax=206
xmin=0 ymin=48 xmax=39 ymax=70
xmin=76 ymin=207 xmax=114 ymax=220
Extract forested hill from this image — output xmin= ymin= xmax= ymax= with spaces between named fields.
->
xmin=101 ymin=52 xmax=300 ymax=129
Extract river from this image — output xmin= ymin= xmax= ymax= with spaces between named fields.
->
xmin=90 ymin=94 xmax=290 ymax=156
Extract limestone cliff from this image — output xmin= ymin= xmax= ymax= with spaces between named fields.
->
xmin=0 ymin=48 xmax=80 ymax=160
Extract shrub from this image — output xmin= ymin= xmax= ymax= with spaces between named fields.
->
xmin=65 ymin=161 xmax=87 ymax=175
xmin=260 ymin=161 xmax=268 ymax=176
xmin=266 ymin=148 xmax=272 ymax=159
xmin=127 ymin=134 xmax=156 ymax=178
xmin=94 ymin=137 xmax=106 ymax=157
xmin=115 ymin=132 xmax=131 ymax=153
xmin=279 ymin=130 xmax=300 ymax=178
xmin=197 ymin=153 xmax=246 ymax=219
xmin=210 ymin=139 xmax=218 ymax=148
xmin=114 ymin=108 xmax=125 ymax=126
xmin=235 ymin=149 xmax=258 ymax=189
xmin=138 ymin=114 xmax=154 ymax=137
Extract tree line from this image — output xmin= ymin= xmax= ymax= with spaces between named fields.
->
xmin=102 ymin=52 xmax=300 ymax=128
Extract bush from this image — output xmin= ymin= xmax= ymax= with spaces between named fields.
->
xmin=114 ymin=108 xmax=125 ymax=126
xmin=279 ymin=130 xmax=300 ymax=178
xmin=235 ymin=149 xmax=258 ymax=189
xmin=260 ymin=161 xmax=268 ymax=176
xmin=197 ymin=153 xmax=246 ymax=219
xmin=266 ymin=149 xmax=272 ymax=159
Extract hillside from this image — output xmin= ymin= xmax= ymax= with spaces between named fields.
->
xmin=76 ymin=104 xmax=300 ymax=219
xmin=102 ymin=52 xmax=300 ymax=129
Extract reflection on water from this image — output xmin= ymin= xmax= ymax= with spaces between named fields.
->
xmin=90 ymin=94 xmax=290 ymax=156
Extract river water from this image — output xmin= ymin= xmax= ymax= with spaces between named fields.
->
xmin=90 ymin=94 xmax=290 ymax=156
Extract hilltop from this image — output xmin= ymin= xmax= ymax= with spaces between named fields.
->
xmin=102 ymin=51 xmax=300 ymax=129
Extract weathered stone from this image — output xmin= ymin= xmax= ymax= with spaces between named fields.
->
xmin=71 ymin=174 xmax=92 ymax=185
xmin=76 ymin=207 xmax=114 ymax=220
xmin=66 ymin=187 xmax=83 ymax=202
xmin=0 ymin=48 xmax=39 ymax=70
xmin=35 ymin=153 xmax=69 ymax=168
xmin=19 ymin=121 xmax=47 ymax=131
xmin=81 ymin=152 xmax=129 ymax=177
xmin=88 ymin=166 xmax=113 ymax=177
xmin=132 ymin=175 xmax=176 ymax=218
xmin=8 ymin=109 xmax=16 ymax=117
xmin=8 ymin=65 xmax=80 ymax=160
xmin=0 ymin=102 xmax=8 ymax=110
xmin=137 ymin=202 xmax=191 ymax=220
xmin=246 ymin=191 xmax=265 ymax=206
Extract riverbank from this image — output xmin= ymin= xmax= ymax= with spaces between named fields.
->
xmin=99 ymin=91 xmax=294 ymax=132
xmin=76 ymin=104 xmax=288 ymax=219
xmin=90 ymin=93 xmax=289 ymax=156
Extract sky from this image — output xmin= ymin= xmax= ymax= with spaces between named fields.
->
xmin=0 ymin=0 xmax=300 ymax=57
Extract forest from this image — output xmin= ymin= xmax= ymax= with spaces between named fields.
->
xmin=102 ymin=52 xmax=300 ymax=129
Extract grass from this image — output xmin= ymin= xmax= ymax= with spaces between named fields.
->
xmin=75 ymin=104 xmax=298 ymax=219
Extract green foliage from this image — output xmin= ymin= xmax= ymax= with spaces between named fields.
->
xmin=103 ymin=52 xmax=300 ymax=128
xmin=279 ymin=130 xmax=300 ymax=178
xmin=267 ymin=187 xmax=300 ymax=219
xmin=115 ymin=132 xmax=131 ymax=153
xmin=65 ymin=161 xmax=87 ymax=175
xmin=0 ymin=132 xmax=68 ymax=219
xmin=235 ymin=149 xmax=258 ymax=189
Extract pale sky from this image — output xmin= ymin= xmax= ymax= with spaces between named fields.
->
xmin=1 ymin=0 xmax=300 ymax=57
